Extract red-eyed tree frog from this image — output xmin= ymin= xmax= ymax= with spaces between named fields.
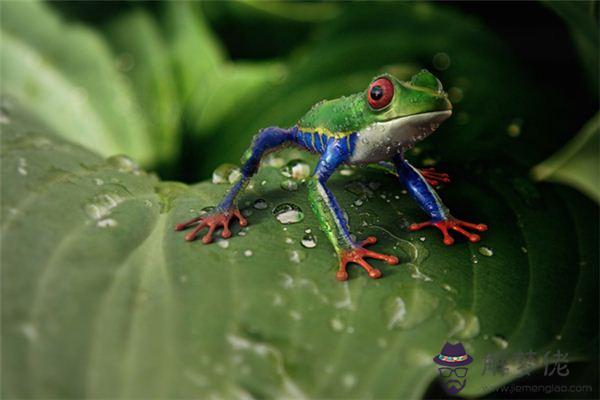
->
xmin=176 ymin=70 xmax=488 ymax=281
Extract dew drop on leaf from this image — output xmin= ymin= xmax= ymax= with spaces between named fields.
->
xmin=491 ymin=334 xmax=509 ymax=349
xmin=273 ymin=203 xmax=304 ymax=224
xmin=280 ymin=179 xmax=299 ymax=191
xmin=244 ymin=250 xmax=253 ymax=257
xmin=212 ymin=163 xmax=241 ymax=184
xmin=280 ymin=159 xmax=310 ymax=181
xmin=301 ymin=233 xmax=317 ymax=248
xmin=253 ymin=199 xmax=267 ymax=209
xmin=288 ymin=249 xmax=306 ymax=263
xmin=107 ymin=154 xmax=140 ymax=174
xmin=478 ymin=245 xmax=494 ymax=257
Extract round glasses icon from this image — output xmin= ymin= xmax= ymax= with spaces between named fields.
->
xmin=438 ymin=367 xmax=468 ymax=378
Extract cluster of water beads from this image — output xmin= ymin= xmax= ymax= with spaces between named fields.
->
xmin=84 ymin=191 xmax=124 ymax=228
xmin=212 ymin=163 xmax=241 ymax=184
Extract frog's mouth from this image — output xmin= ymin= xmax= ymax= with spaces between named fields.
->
xmin=382 ymin=110 xmax=452 ymax=146
xmin=351 ymin=110 xmax=452 ymax=163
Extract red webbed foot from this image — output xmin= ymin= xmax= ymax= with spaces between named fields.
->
xmin=409 ymin=217 xmax=487 ymax=245
xmin=419 ymin=167 xmax=451 ymax=186
xmin=174 ymin=207 xmax=248 ymax=244
xmin=336 ymin=236 xmax=399 ymax=281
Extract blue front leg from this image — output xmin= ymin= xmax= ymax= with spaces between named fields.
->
xmin=176 ymin=126 xmax=294 ymax=243
xmin=392 ymin=154 xmax=487 ymax=245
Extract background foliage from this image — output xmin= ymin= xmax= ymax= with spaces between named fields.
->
xmin=1 ymin=1 xmax=598 ymax=398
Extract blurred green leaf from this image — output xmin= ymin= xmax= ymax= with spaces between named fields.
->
xmin=544 ymin=1 xmax=599 ymax=91
xmin=0 ymin=0 xmax=154 ymax=164
xmin=2 ymin=106 xmax=597 ymax=399
xmin=201 ymin=2 xmax=581 ymax=173
xmin=106 ymin=9 xmax=181 ymax=165
xmin=533 ymin=113 xmax=599 ymax=203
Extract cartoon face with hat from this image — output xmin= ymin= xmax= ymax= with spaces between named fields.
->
xmin=433 ymin=342 xmax=473 ymax=395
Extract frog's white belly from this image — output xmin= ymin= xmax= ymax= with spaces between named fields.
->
xmin=349 ymin=110 xmax=451 ymax=163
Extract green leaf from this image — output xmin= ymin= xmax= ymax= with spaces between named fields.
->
xmin=544 ymin=1 xmax=599 ymax=91
xmin=106 ymin=9 xmax=182 ymax=165
xmin=0 ymin=0 xmax=154 ymax=165
xmin=532 ymin=113 xmax=600 ymax=203
xmin=2 ymin=106 xmax=597 ymax=398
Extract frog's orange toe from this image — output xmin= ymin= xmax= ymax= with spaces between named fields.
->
xmin=336 ymin=236 xmax=398 ymax=280
xmin=176 ymin=207 xmax=247 ymax=243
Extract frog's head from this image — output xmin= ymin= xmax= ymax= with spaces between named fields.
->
xmin=360 ymin=70 xmax=452 ymax=150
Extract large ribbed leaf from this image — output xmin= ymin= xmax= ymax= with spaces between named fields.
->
xmin=0 ymin=1 xmax=154 ymax=165
xmin=2 ymin=105 xmax=597 ymax=399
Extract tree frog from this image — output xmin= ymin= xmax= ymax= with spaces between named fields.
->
xmin=175 ymin=70 xmax=487 ymax=281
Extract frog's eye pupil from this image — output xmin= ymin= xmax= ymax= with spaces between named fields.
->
xmin=367 ymin=77 xmax=394 ymax=110
xmin=370 ymin=86 xmax=383 ymax=100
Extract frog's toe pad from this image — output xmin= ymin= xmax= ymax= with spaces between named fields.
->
xmin=336 ymin=237 xmax=399 ymax=281
xmin=409 ymin=218 xmax=487 ymax=245
xmin=175 ymin=207 xmax=247 ymax=244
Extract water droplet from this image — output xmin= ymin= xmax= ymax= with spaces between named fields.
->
xmin=289 ymin=310 xmax=302 ymax=320
xmin=384 ymin=297 xmax=407 ymax=330
xmin=273 ymin=203 xmax=304 ymax=224
xmin=491 ymin=334 xmax=509 ymax=349
xmin=432 ymin=52 xmax=451 ymax=70
xmin=344 ymin=181 xmax=373 ymax=197
xmin=368 ymin=181 xmax=381 ymax=191
xmin=94 ymin=178 xmax=104 ymax=186
xmin=304 ymin=228 xmax=312 ymax=234
xmin=216 ymin=239 xmax=230 ymax=249
xmin=478 ymin=246 xmax=494 ymax=257
xmin=107 ymin=155 xmax=140 ymax=174
xmin=555 ymin=334 xmax=562 ymax=341
xmin=253 ymin=199 xmax=267 ymax=209
xmin=260 ymin=180 xmax=267 ymax=186
xmin=288 ymin=249 xmax=306 ymax=263
xmin=471 ymin=254 xmax=479 ymax=264
xmin=354 ymin=199 xmax=364 ymax=207
xmin=84 ymin=192 xmax=124 ymax=220
xmin=507 ymin=118 xmax=523 ymax=138
xmin=448 ymin=87 xmax=463 ymax=103
xmin=212 ymin=163 xmax=241 ymax=184
xmin=330 ymin=318 xmax=345 ymax=332
xmin=301 ymin=233 xmax=317 ymax=248
xmin=339 ymin=167 xmax=354 ymax=176
xmin=444 ymin=309 xmax=480 ymax=339
xmin=244 ymin=250 xmax=253 ymax=257
xmin=520 ymin=246 xmax=528 ymax=254
xmin=17 ymin=157 xmax=28 ymax=176
xmin=280 ymin=159 xmax=310 ymax=181
xmin=242 ymin=208 xmax=253 ymax=217
xmin=342 ymin=373 xmax=357 ymax=389
xmin=97 ymin=218 xmax=117 ymax=228
xmin=419 ymin=236 xmax=426 ymax=241
xmin=280 ymin=179 xmax=298 ymax=191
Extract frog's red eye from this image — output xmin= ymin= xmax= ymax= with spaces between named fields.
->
xmin=367 ymin=77 xmax=394 ymax=109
